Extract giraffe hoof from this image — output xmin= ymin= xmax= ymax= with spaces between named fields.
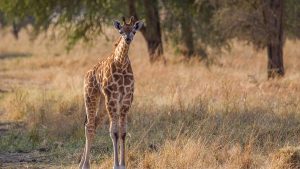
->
xmin=113 ymin=165 xmax=119 ymax=169
xmin=80 ymin=163 xmax=90 ymax=169
xmin=119 ymin=165 xmax=126 ymax=169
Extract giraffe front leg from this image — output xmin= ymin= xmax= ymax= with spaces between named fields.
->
xmin=119 ymin=106 xmax=130 ymax=169
xmin=106 ymin=102 xmax=120 ymax=169
xmin=110 ymin=119 xmax=119 ymax=169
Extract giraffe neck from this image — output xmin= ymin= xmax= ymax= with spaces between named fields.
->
xmin=114 ymin=38 xmax=130 ymax=64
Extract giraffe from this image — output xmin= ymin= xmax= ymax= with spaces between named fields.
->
xmin=79 ymin=16 xmax=143 ymax=169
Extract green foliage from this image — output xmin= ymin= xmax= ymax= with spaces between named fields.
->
xmin=285 ymin=0 xmax=300 ymax=39
xmin=0 ymin=0 xmax=127 ymax=48
xmin=0 ymin=0 xmax=299 ymax=54
xmin=161 ymin=0 xmax=229 ymax=57
xmin=193 ymin=0 xmax=228 ymax=49
xmin=161 ymin=0 xmax=193 ymax=45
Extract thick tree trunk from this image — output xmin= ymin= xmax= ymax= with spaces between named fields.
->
xmin=142 ymin=0 xmax=164 ymax=63
xmin=128 ymin=0 xmax=165 ymax=63
xmin=267 ymin=41 xmax=284 ymax=78
xmin=180 ymin=13 xmax=194 ymax=57
xmin=263 ymin=0 xmax=284 ymax=79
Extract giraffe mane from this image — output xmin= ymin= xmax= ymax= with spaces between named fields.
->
xmin=114 ymin=36 xmax=122 ymax=47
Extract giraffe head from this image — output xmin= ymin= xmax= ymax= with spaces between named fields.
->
xmin=113 ymin=16 xmax=143 ymax=44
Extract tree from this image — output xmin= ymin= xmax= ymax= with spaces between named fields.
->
xmin=263 ymin=0 xmax=284 ymax=78
xmin=11 ymin=16 xmax=34 ymax=39
xmin=127 ymin=0 xmax=165 ymax=63
xmin=0 ymin=0 xmax=166 ymax=63
xmin=0 ymin=0 xmax=122 ymax=46
xmin=214 ymin=0 xmax=300 ymax=78
xmin=161 ymin=0 xmax=227 ymax=59
xmin=0 ymin=8 xmax=31 ymax=38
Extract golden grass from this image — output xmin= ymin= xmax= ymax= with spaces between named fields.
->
xmin=0 ymin=29 xmax=300 ymax=168
xmin=268 ymin=146 xmax=300 ymax=169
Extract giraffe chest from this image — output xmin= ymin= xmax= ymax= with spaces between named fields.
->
xmin=101 ymin=71 xmax=134 ymax=115
xmin=101 ymin=66 xmax=134 ymax=105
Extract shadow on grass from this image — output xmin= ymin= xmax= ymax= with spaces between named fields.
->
xmin=127 ymin=102 xmax=300 ymax=153
xmin=0 ymin=52 xmax=31 ymax=60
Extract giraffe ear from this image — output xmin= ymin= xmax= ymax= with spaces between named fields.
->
xmin=113 ymin=20 xmax=122 ymax=30
xmin=133 ymin=21 xmax=143 ymax=31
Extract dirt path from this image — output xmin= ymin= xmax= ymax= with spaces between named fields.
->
xmin=0 ymin=122 xmax=57 ymax=169
xmin=0 ymin=151 xmax=52 ymax=169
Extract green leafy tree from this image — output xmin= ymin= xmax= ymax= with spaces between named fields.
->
xmin=0 ymin=0 xmax=165 ymax=62
xmin=0 ymin=0 xmax=123 ymax=46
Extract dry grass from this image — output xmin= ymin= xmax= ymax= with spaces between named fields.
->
xmin=0 ymin=29 xmax=300 ymax=168
xmin=268 ymin=146 xmax=300 ymax=169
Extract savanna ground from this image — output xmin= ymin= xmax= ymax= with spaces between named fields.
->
xmin=0 ymin=28 xmax=300 ymax=169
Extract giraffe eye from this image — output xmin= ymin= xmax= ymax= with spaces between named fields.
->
xmin=119 ymin=30 xmax=124 ymax=34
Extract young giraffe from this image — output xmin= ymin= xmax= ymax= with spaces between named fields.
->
xmin=79 ymin=16 xmax=143 ymax=169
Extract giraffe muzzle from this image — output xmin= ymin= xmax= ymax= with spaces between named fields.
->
xmin=125 ymin=38 xmax=131 ymax=44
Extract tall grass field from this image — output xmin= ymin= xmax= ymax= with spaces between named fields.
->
xmin=0 ymin=29 xmax=300 ymax=169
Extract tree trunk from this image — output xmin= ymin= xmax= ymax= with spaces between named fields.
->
xmin=12 ymin=21 xmax=20 ymax=39
xmin=128 ymin=0 xmax=165 ymax=63
xmin=180 ymin=12 xmax=194 ymax=57
xmin=263 ymin=0 xmax=284 ymax=79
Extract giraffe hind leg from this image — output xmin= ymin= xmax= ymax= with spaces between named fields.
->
xmin=79 ymin=92 xmax=99 ymax=169
xmin=79 ymin=74 xmax=100 ymax=169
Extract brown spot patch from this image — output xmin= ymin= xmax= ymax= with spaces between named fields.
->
xmin=109 ymin=101 xmax=116 ymax=107
xmin=127 ymin=66 xmax=133 ymax=73
xmin=103 ymin=88 xmax=111 ymax=96
xmin=107 ymin=106 xmax=112 ymax=112
xmin=121 ymin=106 xmax=130 ymax=112
xmin=117 ymin=78 xmax=124 ymax=85
xmin=112 ymin=92 xmax=119 ymax=99
xmin=113 ymin=74 xmax=122 ymax=81
xmin=124 ymin=77 xmax=132 ymax=85
xmin=119 ymin=86 xmax=124 ymax=93
xmin=125 ymin=87 xmax=131 ymax=92
xmin=108 ymin=83 xmax=118 ymax=91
